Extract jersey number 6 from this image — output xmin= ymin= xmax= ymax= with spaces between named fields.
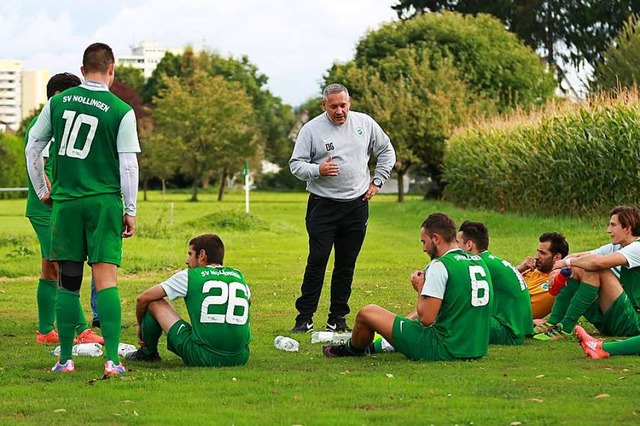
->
xmin=469 ymin=265 xmax=490 ymax=307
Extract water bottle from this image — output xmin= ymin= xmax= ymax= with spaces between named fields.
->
xmin=74 ymin=343 xmax=103 ymax=357
xmin=549 ymin=267 xmax=571 ymax=296
xmin=274 ymin=336 xmax=299 ymax=352
xmin=52 ymin=343 xmax=104 ymax=357
xmin=311 ymin=331 xmax=352 ymax=344
xmin=118 ymin=343 xmax=137 ymax=357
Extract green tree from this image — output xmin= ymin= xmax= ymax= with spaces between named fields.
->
xmin=325 ymin=12 xmax=551 ymax=197
xmin=330 ymin=52 xmax=497 ymax=201
xmin=152 ymin=72 xmax=259 ymax=201
xmin=115 ymin=66 xmax=145 ymax=95
xmin=592 ymin=14 xmax=640 ymax=92
xmin=143 ymin=49 xmax=295 ymax=168
xmin=352 ymin=11 xmax=555 ymax=112
xmin=17 ymin=107 xmax=43 ymax=139
xmin=391 ymin=0 xmax=640 ymax=78
xmin=137 ymin=118 xmax=176 ymax=201
xmin=0 ymin=132 xmax=26 ymax=199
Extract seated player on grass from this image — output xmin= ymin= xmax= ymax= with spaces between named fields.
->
xmin=516 ymin=232 xmax=569 ymax=322
xmin=456 ymin=221 xmax=533 ymax=345
xmin=323 ymin=213 xmax=492 ymax=361
xmin=127 ymin=234 xmax=252 ymax=367
xmin=535 ymin=205 xmax=640 ymax=341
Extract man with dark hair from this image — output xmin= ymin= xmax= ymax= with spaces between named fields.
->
xmin=126 ymin=234 xmax=252 ymax=367
xmin=537 ymin=205 xmax=640 ymax=341
xmin=323 ymin=213 xmax=492 ymax=361
xmin=457 ymin=221 xmax=532 ymax=344
xmin=24 ymin=72 xmax=103 ymax=346
xmin=289 ymin=83 xmax=395 ymax=334
xmin=26 ymin=42 xmax=141 ymax=375
xmin=516 ymin=232 xmax=569 ymax=319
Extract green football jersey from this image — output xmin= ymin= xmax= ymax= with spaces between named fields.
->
xmin=435 ymin=249 xmax=492 ymax=358
xmin=620 ymin=262 xmax=640 ymax=311
xmin=23 ymin=116 xmax=52 ymax=217
xmin=183 ymin=266 xmax=252 ymax=356
xmin=480 ymin=251 xmax=534 ymax=339
xmin=30 ymin=82 xmax=140 ymax=201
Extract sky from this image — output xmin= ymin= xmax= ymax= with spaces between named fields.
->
xmin=0 ymin=0 xmax=398 ymax=106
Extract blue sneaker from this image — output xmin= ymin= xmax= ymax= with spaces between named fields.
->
xmin=51 ymin=359 xmax=75 ymax=373
xmin=104 ymin=360 xmax=126 ymax=375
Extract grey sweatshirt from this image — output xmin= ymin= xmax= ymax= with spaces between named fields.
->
xmin=289 ymin=111 xmax=395 ymax=201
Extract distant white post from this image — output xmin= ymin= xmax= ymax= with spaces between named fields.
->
xmin=243 ymin=161 xmax=250 ymax=213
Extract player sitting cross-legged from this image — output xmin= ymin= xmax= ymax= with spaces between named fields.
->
xmin=456 ymin=221 xmax=533 ymax=345
xmin=323 ymin=213 xmax=492 ymax=361
xmin=127 ymin=234 xmax=252 ymax=367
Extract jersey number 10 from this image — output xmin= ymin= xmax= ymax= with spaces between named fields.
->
xmin=58 ymin=110 xmax=98 ymax=159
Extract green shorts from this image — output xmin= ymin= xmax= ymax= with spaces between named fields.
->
xmin=489 ymin=317 xmax=523 ymax=345
xmin=390 ymin=316 xmax=453 ymax=361
xmin=589 ymin=293 xmax=640 ymax=337
xmin=50 ymin=194 xmax=123 ymax=265
xmin=28 ymin=216 xmax=52 ymax=259
xmin=167 ymin=320 xmax=250 ymax=367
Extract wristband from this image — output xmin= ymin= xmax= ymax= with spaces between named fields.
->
xmin=565 ymin=257 xmax=572 ymax=266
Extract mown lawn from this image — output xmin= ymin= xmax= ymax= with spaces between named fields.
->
xmin=0 ymin=190 xmax=637 ymax=425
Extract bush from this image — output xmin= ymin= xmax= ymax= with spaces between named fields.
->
xmin=258 ymin=171 xmax=306 ymax=191
xmin=0 ymin=132 xmax=27 ymax=200
xmin=442 ymin=92 xmax=640 ymax=216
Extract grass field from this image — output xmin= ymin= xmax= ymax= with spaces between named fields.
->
xmin=0 ymin=190 xmax=638 ymax=425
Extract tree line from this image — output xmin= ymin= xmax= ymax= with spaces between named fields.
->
xmin=10 ymin=3 xmax=640 ymax=202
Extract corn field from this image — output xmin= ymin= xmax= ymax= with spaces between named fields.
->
xmin=442 ymin=90 xmax=640 ymax=216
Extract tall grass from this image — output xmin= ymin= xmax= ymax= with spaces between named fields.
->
xmin=443 ymin=89 xmax=640 ymax=216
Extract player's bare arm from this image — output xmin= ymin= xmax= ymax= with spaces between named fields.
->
xmin=554 ymin=252 xmax=628 ymax=271
xmin=417 ymin=295 xmax=442 ymax=326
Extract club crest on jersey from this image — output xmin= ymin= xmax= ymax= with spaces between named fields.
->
xmin=541 ymin=282 xmax=549 ymax=291
xmin=355 ymin=127 xmax=364 ymax=137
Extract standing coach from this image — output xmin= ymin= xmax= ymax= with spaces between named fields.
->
xmin=289 ymin=83 xmax=395 ymax=333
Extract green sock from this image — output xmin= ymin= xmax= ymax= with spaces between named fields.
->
xmin=367 ymin=339 xmax=383 ymax=354
xmin=56 ymin=289 xmax=81 ymax=363
xmin=548 ymin=278 xmax=580 ymax=324
xmin=140 ymin=311 xmax=163 ymax=354
xmin=75 ymin=300 xmax=89 ymax=335
xmin=603 ymin=336 xmax=640 ymax=356
xmin=97 ymin=287 xmax=122 ymax=363
xmin=36 ymin=279 xmax=57 ymax=334
xmin=559 ymin=283 xmax=599 ymax=332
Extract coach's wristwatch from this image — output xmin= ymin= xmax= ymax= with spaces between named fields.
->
xmin=372 ymin=178 xmax=383 ymax=188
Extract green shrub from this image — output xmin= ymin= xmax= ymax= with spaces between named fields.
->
xmin=0 ymin=132 xmax=27 ymax=199
xmin=443 ymin=93 xmax=640 ymax=216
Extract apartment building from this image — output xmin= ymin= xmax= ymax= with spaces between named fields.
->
xmin=116 ymin=40 xmax=197 ymax=78
xmin=22 ymin=69 xmax=50 ymax=119
xmin=0 ymin=60 xmax=23 ymax=131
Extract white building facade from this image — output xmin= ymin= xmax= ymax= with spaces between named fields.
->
xmin=0 ymin=60 xmax=24 ymax=131
xmin=116 ymin=41 xmax=187 ymax=78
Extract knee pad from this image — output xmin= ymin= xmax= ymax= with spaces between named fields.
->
xmin=59 ymin=261 xmax=84 ymax=292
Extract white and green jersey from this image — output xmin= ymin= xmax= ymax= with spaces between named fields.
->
xmin=28 ymin=81 xmax=140 ymax=201
xmin=161 ymin=265 xmax=252 ymax=356
xmin=480 ymin=251 xmax=533 ymax=339
xmin=592 ymin=240 xmax=640 ymax=310
xmin=422 ymin=248 xmax=492 ymax=358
